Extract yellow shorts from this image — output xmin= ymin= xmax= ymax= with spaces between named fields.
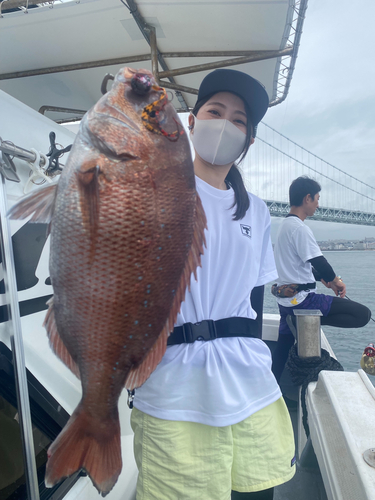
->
xmin=131 ymin=397 xmax=295 ymax=500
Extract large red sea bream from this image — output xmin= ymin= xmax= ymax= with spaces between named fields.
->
xmin=9 ymin=67 xmax=206 ymax=496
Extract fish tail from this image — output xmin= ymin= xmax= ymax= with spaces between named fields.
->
xmin=45 ymin=402 xmax=122 ymax=497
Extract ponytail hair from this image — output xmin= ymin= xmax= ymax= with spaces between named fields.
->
xmin=192 ymin=93 xmax=253 ymax=220
xmin=225 ymin=164 xmax=249 ymax=220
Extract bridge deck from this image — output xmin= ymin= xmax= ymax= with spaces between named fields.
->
xmin=265 ymin=201 xmax=375 ymax=226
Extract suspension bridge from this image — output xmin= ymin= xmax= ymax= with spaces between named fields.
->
xmin=243 ymin=123 xmax=375 ymax=226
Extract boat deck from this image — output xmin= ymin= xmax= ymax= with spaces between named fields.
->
xmin=275 ymin=409 xmax=328 ymax=500
xmin=265 ymin=339 xmax=328 ymax=500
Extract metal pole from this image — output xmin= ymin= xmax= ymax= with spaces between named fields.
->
xmin=39 ymin=105 xmax=86 ymax=117
xmin=0 ymin=54 xmax=151 ymax=80
xmin=163 ymin=50 xmax=286 ymax=58
xmin=158 ymin=47 xmax=294 ymax=79
xmin=0 ymin=138 xmax=46 ymax=167
xmin=2 ymin=0 xmax=40 ymax=11
xmin=0 ymin=50 xmax=292 ymax=81
xmin=0 ymin=174 xmax=40 ymax=500
xmin=294 ymin=309 xmax=322 ymax=358
xmin=158 ymin=80 xmax=198 ymax=96
xmin=148 ymin=26 xmax=159 ymax=83
xmin=292 ymin=309 xmax=322 ymax=463
xmin=125 ymin=0 xmax=189 ymax=111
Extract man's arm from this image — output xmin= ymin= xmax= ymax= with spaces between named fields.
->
xmin=308 ymin=255 xmax=346 ymax=298
xmin=308 ymin=255 xmax=335 ymax=282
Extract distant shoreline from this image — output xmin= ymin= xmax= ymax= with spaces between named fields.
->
xmin=321 ymin=248 xmax=375 ymax=251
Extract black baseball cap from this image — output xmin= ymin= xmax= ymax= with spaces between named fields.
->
xmin=197 ymin=69 xmax=269 ymax=133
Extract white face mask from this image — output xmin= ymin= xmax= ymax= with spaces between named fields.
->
xmin=189 ymin=116 xmax=247 ymax=166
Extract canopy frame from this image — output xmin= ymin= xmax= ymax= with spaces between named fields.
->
xmin=0 ymin=0 xmax=308 ymax=115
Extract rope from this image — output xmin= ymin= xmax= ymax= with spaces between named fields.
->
xmin=286 ymin=345 xmax=344 ymax=437
xmin=141 ymin=86 xmax=184 ymax=142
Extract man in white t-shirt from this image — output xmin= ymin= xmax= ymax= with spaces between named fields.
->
xmin=271 ymin=176 xmax=371 ymax=383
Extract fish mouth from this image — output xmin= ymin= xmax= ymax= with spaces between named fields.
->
xmin=130 ymin=73 xmax=153 ymax=96
xmin=115 ymin=67 xmax=165 ymax=108
xmin=117 ymin=67 xmax=156 ymax=90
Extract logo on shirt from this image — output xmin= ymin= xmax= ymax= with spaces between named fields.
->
xmin=240 ymin=224 xmax=251 ymax=238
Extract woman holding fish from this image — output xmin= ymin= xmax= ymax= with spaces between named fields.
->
xmin=131 ymin=69 xmax=295 ymax=500
xmin=9 ymin=66 xmax=294 ymax=499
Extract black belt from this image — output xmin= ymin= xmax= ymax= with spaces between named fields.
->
xmin=167 ymin=317 xmax=261 ymax=346
xmin=297 ymin=282 xmax=316 ymax=291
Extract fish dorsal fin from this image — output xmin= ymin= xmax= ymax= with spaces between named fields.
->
xmin=125 ymin=193 xmax=207 ymax=390
xmin=8 ymin=183 xmax=57 ymax=223
xmin=43 ymin=297 xmax=81 ymax=379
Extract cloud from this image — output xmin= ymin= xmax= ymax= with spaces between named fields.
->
xmin=253 ymin=0 xmax=375 ymax=229
xmin=181 ymin=1 xmax=375 ymax=241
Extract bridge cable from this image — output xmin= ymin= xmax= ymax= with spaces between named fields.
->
xmin=262 ymin=122 xmax=375 ymax=192
xmin=256 ymin=137 xmax=375 ymax=204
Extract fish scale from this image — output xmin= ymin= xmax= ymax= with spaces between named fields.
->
xmin=9 ymin=67 xmax=206 ymax=496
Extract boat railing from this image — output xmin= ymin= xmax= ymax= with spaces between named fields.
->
xmin=0 ymin=169 xmax=40 ymax=500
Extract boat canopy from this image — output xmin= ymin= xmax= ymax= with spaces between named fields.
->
xmin=0 ymin=0 xmax=308 ymax=122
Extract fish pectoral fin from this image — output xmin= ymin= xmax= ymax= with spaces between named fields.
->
xmin=7 ymin=183 xmax=57 ymax=223
xmin=43 ymin=297 xmax=81 ymax=379
xmin=77 ymin=157 xmax=101 ymax=183
xmin=76 ymin=163 xmax=100 ymax=236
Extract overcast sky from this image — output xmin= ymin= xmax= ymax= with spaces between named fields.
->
xmin=257 ymin=0 xmax=375 ymax=242
xmin=64 ymin=1 xmax=375 ymax=241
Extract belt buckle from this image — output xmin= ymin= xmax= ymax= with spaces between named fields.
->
xmin=194 ymin=320 xmax=217 ymax=342
xmin=181 ymin=323 xmax=193 ymax=343
xmin=181 ymin=320 xmax=217 ymax=343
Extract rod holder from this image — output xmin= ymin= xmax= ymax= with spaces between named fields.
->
xmin=294 ymin=309 xmax=322 ymax=358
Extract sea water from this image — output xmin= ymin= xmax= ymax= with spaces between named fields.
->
xmin=264 ymin=250 xmax=375 ymax=386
